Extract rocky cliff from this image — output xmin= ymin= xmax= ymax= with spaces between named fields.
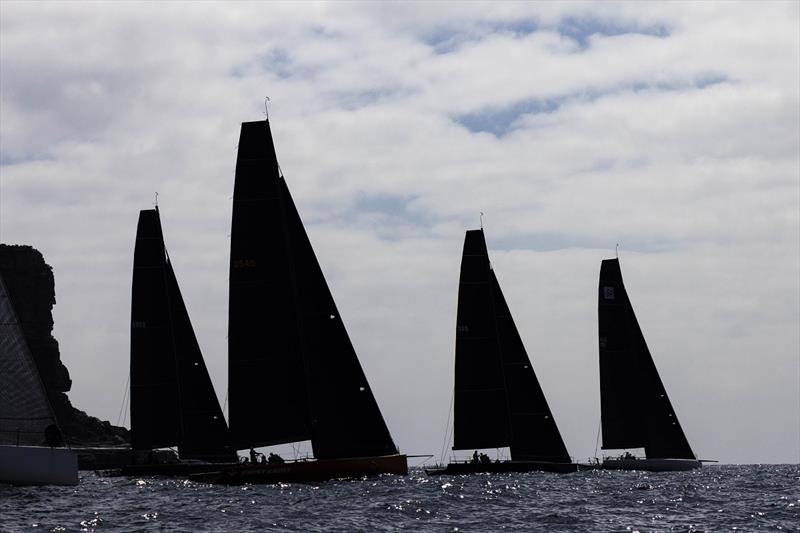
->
xmin=0 ymin=244 xmax=129 ymax=446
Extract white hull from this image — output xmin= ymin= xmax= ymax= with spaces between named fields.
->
xmin=602 ymin=458 xmax=701 ymax=472
xmin=0 ymin=445 xmax=79 ymax=485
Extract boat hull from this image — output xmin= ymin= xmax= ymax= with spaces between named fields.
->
xmin=190 ymin=454 xmax=408 ymax=484
xmin=425 ymin=460 xmax=578 ymax=475
xmin=74 ymin=446 xmax=134 ymax=470
xmin=114 ymin=461 xmax=238 ymax=477
xmin=602 ymin=458 xmax=702 ymax=471
xmin=0 ymin=445 xmax=79 ymax=486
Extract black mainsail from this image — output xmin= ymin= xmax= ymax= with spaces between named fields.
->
xmin=453 ymin=229 xmax=511 ymax=450
xmin=452 ymin=229 xmax=571 ymax=462
xmin=228 ymin=120 xmax=397 ymax=460
xmin=130 ymin=208 xmax=231 ymax=461
xmin=228 ymin=121 xmax=310 ymax=449
xmin=598 ymin=258 xmax=695 ymax=459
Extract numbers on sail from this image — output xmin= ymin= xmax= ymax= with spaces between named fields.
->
xmin=132 ymin=321 xmax=146 ymax=329
xmin=603 ymin=286 xmax=615 ymax=300
xmin=232 ymin=259 xmax=257 ymax=268
xmin=457 ymin=325 xmax=468 ymax=333
xmin=599 ymin=336 xmax=607 ymax=348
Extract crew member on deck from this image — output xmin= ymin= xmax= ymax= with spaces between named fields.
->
xmin=268 ymin=452 xmax=285 ymax=464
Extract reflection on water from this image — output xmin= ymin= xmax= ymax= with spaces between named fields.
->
xmin=1 ymin=465 xmax=797 ymax=532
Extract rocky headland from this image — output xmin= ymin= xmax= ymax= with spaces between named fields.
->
xmin=0 ymin=244 xmax=130 ymax=447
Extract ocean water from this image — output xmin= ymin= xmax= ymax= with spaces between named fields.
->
xmin=1 ymin=465 xmax=797 ymax=532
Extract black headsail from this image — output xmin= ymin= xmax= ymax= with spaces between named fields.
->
xmin=229 ymin=120 xmax=397 ymax=459
xmin=164 ymin=257 xmax=232 ymax=461
xmin=279 ymin=176 xmax=397 ymax=459
xmin=490 ymin=269 xmax=571 ymax=462
xmin=598 ymin=258 xmax=694 ymax=459
xmin=130 ymin=208 xmax=231 ymax=460
xmin=453 ymin=229 xmax=570 ymax=462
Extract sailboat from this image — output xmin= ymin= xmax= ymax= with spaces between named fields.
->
xmin=426 ymin=228 xmax=578 ymax=475
xmin=597 ymin=258 xmax=701 ymax=471
xmin=193 ymin=119 xmax=406 ymax=484
xmin=0 ymin=272 xmax=78 ymax=485
xmin=120 ymin=207 xmax=236 ymax=476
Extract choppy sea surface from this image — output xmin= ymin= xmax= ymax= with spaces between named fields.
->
xmin=1 ymin=464 xmax=797 ymax=532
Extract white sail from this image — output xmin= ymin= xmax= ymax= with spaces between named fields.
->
xmin=0 ymin=272 xmax=77 ymax=485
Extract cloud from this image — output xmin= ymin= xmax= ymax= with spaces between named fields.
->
xmin=1 ymin=1 xmax=797 ymax=463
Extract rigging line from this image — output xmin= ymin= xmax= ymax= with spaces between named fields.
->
xmin=438 ymin=386 xmax=455 ymax=465
xmin=116 ymin=374 xmax=130 ymax=426
xmin=122 ymin=380 xmax=130 ymax=427
xmin=448 ymin=422 xmax=454 ymax=463
xmin=124 ymin=375 xmax=131 ymax=426
xmin=594 ymin=419 xmax=601 ymax=460
xmin=414 ymin=456 xmax=433 ymax=467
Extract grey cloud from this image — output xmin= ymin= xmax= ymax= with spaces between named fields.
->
xmin=0 ymin=1 xmax=797 ymax=464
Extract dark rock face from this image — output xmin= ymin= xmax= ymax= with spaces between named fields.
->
xmin=0 ymin=244 xmax=130 ymax=446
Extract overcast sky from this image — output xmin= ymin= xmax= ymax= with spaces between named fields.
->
xmin=1 ymin=1 xmax=798 ymax=464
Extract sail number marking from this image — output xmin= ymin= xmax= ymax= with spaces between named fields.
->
xmin=603 ymin=287 xmax=615 ymax=300
xmin=233 ymin=259 xmax=257 ymax=268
